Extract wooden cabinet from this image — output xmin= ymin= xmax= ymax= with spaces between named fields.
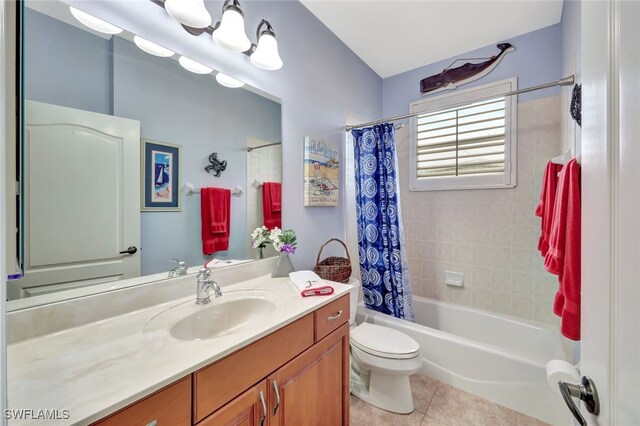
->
xmin=198 ymin=381 xmax=268 ymax=426
xmin=95 ymin=294 xmax=350 ymax=426
xmin=92 ymin=377 xmax=191 ymax=426
xmin=268 ymin=323 xmax=350 ymax=426
xmin=193 ymin=315 xmax=314 ymax=423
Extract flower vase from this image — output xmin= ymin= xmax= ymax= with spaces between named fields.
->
xmin=272 ymin=252 xmax=294 ymax=278
xmin=256 ymin=247 xmax=264 ymax=260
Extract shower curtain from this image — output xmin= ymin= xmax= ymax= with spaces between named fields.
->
xmin=351 ymin=124 xmax=414 ymax=321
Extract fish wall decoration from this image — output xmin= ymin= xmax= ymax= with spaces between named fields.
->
xmin=420 ymin=43 xmax=515 ymax=95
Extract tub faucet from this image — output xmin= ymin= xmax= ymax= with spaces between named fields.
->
xmin=168 ymin=259 xmax=188 ymax=278
xmin=196 ymin=268 xmax=222 ymax=304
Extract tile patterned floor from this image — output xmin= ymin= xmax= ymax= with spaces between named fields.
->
xmin=350 ymin=374 xmax=550 ymax=426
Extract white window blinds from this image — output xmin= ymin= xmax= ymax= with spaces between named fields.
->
xmin=416 ymin=97 xmax=506 ymax=179
xmin=409 ymin=77 xmax=517 ymax=191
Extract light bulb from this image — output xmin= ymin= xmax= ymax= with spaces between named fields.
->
xmin=69 ymin=7 xmax=123 ymax=35
xmin=216 ymin=73 xmax=245 ymax=88
xmin=164 ymin=0 xmax=211 ymax=29
xmin=133 ymin=36 xmax=174 ymax=58
xmin=178 ymin=56 xmax=213 ymax=74
xmin=250 ymin=32 xmax=283 ymax=70
xmin=212 ymin=6 xmax=251 ymax=52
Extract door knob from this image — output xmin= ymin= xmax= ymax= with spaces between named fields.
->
xmin=558 ymin=376 xmax=600 ymax=426
xmin=119 ymin=246 xmax=138 ymax=255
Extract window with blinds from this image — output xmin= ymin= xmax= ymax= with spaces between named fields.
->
xmin=410 ymin=78 xmax=517 ymax=191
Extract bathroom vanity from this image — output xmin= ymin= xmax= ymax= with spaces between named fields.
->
xmin=7 ymin=261 xmax=352 ymax=425
xmin=96 ymin=297 xmax=350 ymax=426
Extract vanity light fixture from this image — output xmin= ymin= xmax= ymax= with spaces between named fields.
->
xmin=164 ymin=0 xmax=212 ymax=29
xmin=69 ymin=7 xmax=123 ymax=35
xmin=149 ymin=0 xmax=283 ymax=70
xmin=249 ymin=20 xmax=283 ymax=71
xmin=211 ymin=0 xmax=252 ymax=53
xmin=215 ymin=72 xmax=245 ymax=88
xmin=134 ymin=36 xmax=175 ymax=58
xmin=178 ymin=56 xmax=213 ymax=74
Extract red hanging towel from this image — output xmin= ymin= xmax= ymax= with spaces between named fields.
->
xmin=536 ymin=161 xmax=564 ymax=257
xmin=544 ymin=159 xmax=581 ymax=341
xmin=201 ymin=187 xmax=231 ymax=255
xmin=262 ymin=182 xmax=282 ymax=229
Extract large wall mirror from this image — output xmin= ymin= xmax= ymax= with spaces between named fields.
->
xmin=7 ymin=0 xmax=283 ymax=308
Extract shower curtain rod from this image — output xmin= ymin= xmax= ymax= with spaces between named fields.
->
xmin=246 ymin=142 xmax=282 ymax=152
xmin=345 ymin=75 xmax=575 ymax=132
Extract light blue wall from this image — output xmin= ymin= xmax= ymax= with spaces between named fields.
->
xmin=76 ymin=0 xmax=384 ymax=269
xmin=24 ymin=9 xmax=282 ymax=274
xmin=382 ymin=24 xmax=562 ymax=118
xmin=24 ymin=8 xmax=112 ymax=115
xmin=561 ymin=0 xmax=581 ymax=80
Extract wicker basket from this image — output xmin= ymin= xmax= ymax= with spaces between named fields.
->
xmin=314 ymin=239 xmax=352 ymax=283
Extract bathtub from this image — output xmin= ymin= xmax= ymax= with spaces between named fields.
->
xmin=355 ymin=296 xmax=571 ymax=425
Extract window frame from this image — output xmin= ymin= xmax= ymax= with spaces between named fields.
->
xmin=409 ymin=77 xmax=518 ymax=191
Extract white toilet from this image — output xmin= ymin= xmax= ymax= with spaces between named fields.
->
xmin=347 ymin=278 xmax=422 ymax=414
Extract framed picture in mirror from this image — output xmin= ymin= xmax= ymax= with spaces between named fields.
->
xmin=141 ymin=139 xmax=182 ymax=211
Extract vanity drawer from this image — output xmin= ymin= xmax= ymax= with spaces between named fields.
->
xmin=193 ymin=314 xmax=314 ymax=423
xmin=93 ymin=376 xmax=191 ymax=426
xmin=314 ymin=294 xmax=350 ymax=341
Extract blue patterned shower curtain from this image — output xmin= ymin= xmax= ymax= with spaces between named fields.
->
xmin=351 ymin=124 xmax=414 ymax=321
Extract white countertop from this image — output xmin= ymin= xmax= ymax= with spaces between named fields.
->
xmin=7 ymin=275 xmax=351 ymax=425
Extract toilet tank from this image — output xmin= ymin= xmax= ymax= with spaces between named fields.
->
xmin=347 ymin=277 xmax=361 ymax=325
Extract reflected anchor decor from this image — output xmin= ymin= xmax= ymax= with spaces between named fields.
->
xmin=204 ymin=152 xmax=227 ymax=177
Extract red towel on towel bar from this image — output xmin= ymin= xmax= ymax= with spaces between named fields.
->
xmin=201 ymin=187 xmax=231 ymax=255
xmin=536 ymin=161 xmax=563 ymax=257
xmin=262 ymin=182 xmax=282 ymax=229
xmin=544 ymin=159 xmax=581 ymax=341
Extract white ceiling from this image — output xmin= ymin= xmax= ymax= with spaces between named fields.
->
xmin=300 ymin=1 xmax=564 ymax=78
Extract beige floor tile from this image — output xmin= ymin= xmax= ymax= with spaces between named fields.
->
xmin=350 ymin=394 xmax=425 ymax=426
xmin=426 ymin=383 xmax=517 ymax=426
xmin=421 ymin=415 xmax=448 ymax=426
xmin=410 ymin=374 xmax=440 ymax=413
xmin=515 ymin=412 xmax=550 ymax=426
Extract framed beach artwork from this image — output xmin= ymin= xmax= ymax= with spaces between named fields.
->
xmin=141 ymin=139 xmax=182 ymax=211
xmin=303 ymin=137 xmax=339 ymax=206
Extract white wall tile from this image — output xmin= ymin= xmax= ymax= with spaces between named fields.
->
xmin=398 ymin=96 xmax=562 ymax=328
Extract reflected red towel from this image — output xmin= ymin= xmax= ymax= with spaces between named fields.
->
xmin=536 ymin=161 xmax=563 ymax=256
xmin=201 ymin=187 xmax=231 ymax=255
xmin=544 ymin=159 xmax=581 ymax=341
xmin=262 ymin=182 xmax=282 ymax=229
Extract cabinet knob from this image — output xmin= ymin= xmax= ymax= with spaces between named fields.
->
xmin=272 ymin=381 xmax=281 ymax=415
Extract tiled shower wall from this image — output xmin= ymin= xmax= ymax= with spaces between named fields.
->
xmin=246 ymin=139 xmax=282 ymax=259
xmin=397 ymin=95 xmax=562 ymax=325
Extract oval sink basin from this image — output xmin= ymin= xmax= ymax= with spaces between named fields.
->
xmin=143 ymin=290 xmax=279 ymax=341
xmin=171 ymin=298 xmax=276 ymax=341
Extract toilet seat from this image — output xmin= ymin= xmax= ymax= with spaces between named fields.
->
xmin=351 ymin=323 xmax=420 ymax=359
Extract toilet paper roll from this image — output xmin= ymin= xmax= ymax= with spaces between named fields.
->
xmin=546 ymin=359 xmax=580 ymax=395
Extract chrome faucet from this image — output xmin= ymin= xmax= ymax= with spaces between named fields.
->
xmin=196 ymin=268 xmax=222 ymax=304
xmin=168 ymin=259 xmax=188 ymax=278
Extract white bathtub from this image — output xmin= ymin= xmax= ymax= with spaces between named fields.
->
xmin=355 ymin=296 xmax=571 ymax=425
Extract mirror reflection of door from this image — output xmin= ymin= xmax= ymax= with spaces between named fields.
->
xmin=8 ymin=101 xmax=141 ymax=300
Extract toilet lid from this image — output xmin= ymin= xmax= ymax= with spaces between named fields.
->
xmin=351 ymin=323 xmax=420 ymax=359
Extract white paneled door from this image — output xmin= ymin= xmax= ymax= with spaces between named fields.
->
xmin=8 ymin=101 xmax=140 ymax=299
xmin=571 ymin=0 xmax=640 ymax=425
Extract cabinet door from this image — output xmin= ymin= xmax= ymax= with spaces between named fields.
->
xmin=268 ymin=323 xmax=349 ymax=426
xmin=198 ymin=380 xmax=268 ymax=426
